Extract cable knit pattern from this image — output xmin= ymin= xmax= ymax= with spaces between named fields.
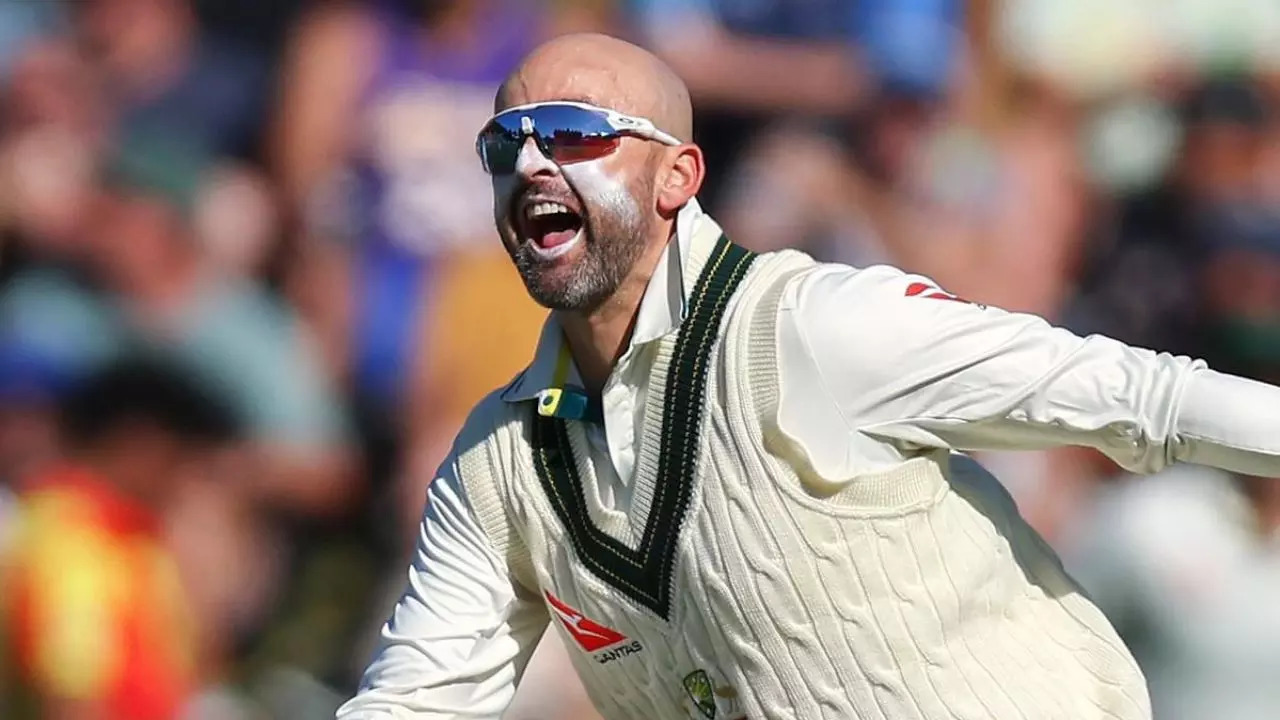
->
xmin=462 ymin=243 xmax=1153 ymax=720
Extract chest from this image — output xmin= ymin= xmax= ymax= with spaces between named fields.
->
xmin=514 ymin=442 xmax=990 ymax=720
xmin=514 ymin=239 xmax=765 ymax=719
xmin=522 ymin=468 xmax=755 ymax=720
xmin=543 ymin=547 xmax=748 ymax=718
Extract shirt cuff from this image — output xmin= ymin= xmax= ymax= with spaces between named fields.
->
xmin=1172 ymin=368 xmax=1280 ymax=478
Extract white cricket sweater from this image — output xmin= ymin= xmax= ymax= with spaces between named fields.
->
xmin=452 ymin=233 xmax=1146 ymax=720
xmin=338 ymin=200 xmax=1280 ymax=720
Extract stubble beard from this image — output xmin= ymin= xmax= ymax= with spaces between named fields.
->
xmin=513 ymin=175 xmax=653 ymax=313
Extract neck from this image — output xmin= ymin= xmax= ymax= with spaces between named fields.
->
xmin=558 ymin=226 xmax=673 ymax=394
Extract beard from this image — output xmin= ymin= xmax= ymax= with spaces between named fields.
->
xmin=512 ymin=170 xmax=654 ymax=313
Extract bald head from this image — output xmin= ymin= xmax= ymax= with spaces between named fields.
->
xmin=487 ymin=35 xmax=706 ymax=318
xmin=497 ymin=33 xmax=693 ymax=142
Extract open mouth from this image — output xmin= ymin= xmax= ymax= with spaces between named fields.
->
xmin=519 ymin=200 xmax=584 ymax=258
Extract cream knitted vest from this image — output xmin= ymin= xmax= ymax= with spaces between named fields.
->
xmin=458 ymin=235 xmax=1152 ymax=720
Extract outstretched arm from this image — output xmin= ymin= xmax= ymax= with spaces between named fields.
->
xmin=337 ymin=454 xmax=548 ymax=719
xmin=775 ymin=263 xmax=1280 ymax=479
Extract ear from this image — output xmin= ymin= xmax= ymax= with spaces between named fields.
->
xmin=656 ymin=144 xmax=704 ymax=216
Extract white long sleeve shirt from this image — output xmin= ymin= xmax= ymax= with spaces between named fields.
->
xmin=338 ymin=199 xmax=1280 ymax=718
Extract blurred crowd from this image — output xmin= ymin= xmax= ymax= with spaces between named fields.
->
xmin=0 ymin=0 xmax=1279 ymax=718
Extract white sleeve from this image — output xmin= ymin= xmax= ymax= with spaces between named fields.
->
xmin=776 ymin=263 xmax=1280 ymax=478
xmin=336 ymin=454 xmax=548 ymax=719
xmin=1172 ymin=369 xmax=1280 ymax=478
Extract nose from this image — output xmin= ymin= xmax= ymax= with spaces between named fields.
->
xmin=514 ymin=136 xmax=559 ymax=181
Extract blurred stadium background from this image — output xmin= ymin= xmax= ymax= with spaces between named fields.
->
xmin=1 ymin=0 xmax=1279 ymax=717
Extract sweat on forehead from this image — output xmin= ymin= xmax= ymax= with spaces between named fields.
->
xmin=496 ymin=33 xmax=693 ymax=141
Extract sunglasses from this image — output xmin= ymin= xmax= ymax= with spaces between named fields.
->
xmin=475 ymin=101 xmax=682 ymax=175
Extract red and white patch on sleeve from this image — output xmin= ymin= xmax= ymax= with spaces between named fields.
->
xmin=904 ymin=281 xmax=971 ymax=304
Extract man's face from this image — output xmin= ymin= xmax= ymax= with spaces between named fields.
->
xmin=489 ymin=108 xmax=659 ymax=312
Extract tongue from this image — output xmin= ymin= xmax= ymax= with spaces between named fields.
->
xmin=531 ymin=212 xmax=582 ymax=249
xmin=538 ymin=228 xmax=578 ymax=249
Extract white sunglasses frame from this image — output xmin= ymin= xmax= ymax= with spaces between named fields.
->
xmin=475 ymin=100 xmax=683 ymax=172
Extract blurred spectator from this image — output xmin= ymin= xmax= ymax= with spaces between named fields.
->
xmin=275 ymin=0 xmax=553 ymax=406
xmin=396 ymin=250 xmax=547 ymax=529
xmin=1067 ymin=77 xmax=1275 ymax=359
xmin=0 ymin=132 xmax=363 ymax=710
xmin=0 ymin=0 xmax=67 ymax=84
xmin=88 ymin=132 xmax=358 ymax=517
xmin=720 ymin=65 xmax=1086 ymax=321
xmin=1000 ymin=0 xmax=1280 ymax=101
xmin=0 ymin=36 xmax=107 ymax=273
xmin=191 ymin=160 xmax=282 ymax=278
xmin=627 ymin=0 xmax=961 ymax=209
xmin=0 ymin=340 xmax=73 ymax=490
xmin=189 ymin=0 xmax=313 ymax=62
xmin=0 ymin=353 xmax=241 ymax=720
xmin=272 ymin=0 xmax=559 ymax=554
xmin=74 ymin=0 xmax=270 ymax=159
xmin=1064 ymin=465 xmax=1280 ymax=720
xmin=1199 ymin=205 xmax=1280 ymax=385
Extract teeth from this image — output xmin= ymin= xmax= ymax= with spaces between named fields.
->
xmin=526 ymin=201 xmax=571 ymax=219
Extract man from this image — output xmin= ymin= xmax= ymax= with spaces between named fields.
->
xmin=1 ymin=354 xmax=240 ymax=719
xmin=338 ymin=34 xmax=1280 ymax=719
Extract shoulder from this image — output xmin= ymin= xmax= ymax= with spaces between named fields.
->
xmin=447 ymin=381 xmax=542 ymax=588
xmin=778 ymin=261 xmax=977 ymax=322
xmin=776 ymin=260 xmax=1034 ymax=371
xmin=456 ymin=383 xmax=530 ymax=462
xmin=720 ymin=247 xmax=815 ymax=355
xmin=774 ymin=262 xmax=961 ymax=364
xmin=726 ymin=256 xmax=916 ymax=379
xmin=450 ymin=371 xmax=546 ymax=500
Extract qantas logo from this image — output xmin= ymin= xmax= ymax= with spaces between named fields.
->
xmin=544 ymin=590 xmax=643 ymax=663
xmin=904 ymin=281 xmax=984 ymax=307
xmin=905 ymin=281 xmax=967 ymax=303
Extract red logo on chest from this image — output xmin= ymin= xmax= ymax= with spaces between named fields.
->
xmin=544 ymin=590 xmax=629 ymax=652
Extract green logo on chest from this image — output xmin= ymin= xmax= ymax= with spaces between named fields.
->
xmin=683 ymin=669 xmax=717 ymax=719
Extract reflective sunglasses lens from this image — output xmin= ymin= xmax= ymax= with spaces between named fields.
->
xmin=478 ymin=105 xmax=621 ymax=173
xmin=530 ymin=105 xmax=620 ymax=164
xmin=545 ymin=128 xmax=621 ymax=164
xmin=478 ymin=122 xmax=521 ymax=174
